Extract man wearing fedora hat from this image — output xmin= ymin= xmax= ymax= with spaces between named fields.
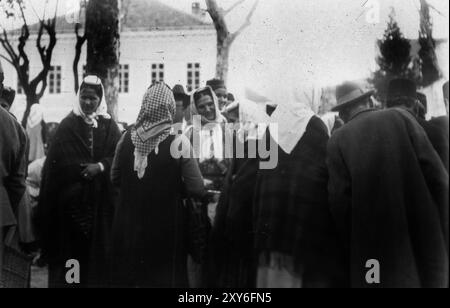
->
xmin=331 ymin=82 xmax=375 ymax=124
xmin=386 ymin=78 xmax=448 ymax=172
xmin=327 ymin=81 xmax=448 ymax=288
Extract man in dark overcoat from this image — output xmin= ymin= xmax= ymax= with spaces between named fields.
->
xmin=0 ymin=96 xmax=28 ymax=280
xmin=327 ymin=81 xmax=449 ymax=288
xmin=386 ymin=79 xmax=448 ymax=172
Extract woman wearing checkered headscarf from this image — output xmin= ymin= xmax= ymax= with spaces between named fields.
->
xmin=110 ymin=82 xmax=205 ymax=287
xmin=131 ymin=83 xmax=176 ymax=179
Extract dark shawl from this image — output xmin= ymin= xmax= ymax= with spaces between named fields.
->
xmin=208 ymin=139 xmax=260 ymax=288
xmin=110 ymin=133 xmax=188 ymax=288
xmin=327 ymin=108 xmax=448 ymax=288
xmin=37 ymin=112 xmax=121 ymax=288
xmin=420 ymin=115 xmax=449 ymax=172
xmin=254 ymin=116 xmax=345 ymax=287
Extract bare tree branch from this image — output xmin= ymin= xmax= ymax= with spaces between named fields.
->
xmin=230 ymin=0 xmax=258 ymax=43
xmin=0 ymin=54 xmax=13 ymax=65
xmin=17 ymin=0 xmax=27 ymax=26
xmin=206 ymin=0 xmax=230 ymax=35
xmin=225 ymin=0 xmax=246 ymax=15
xmin=428 ymin=2 xmax=445 ymax=17
xmin=73 ymin=0 xmax=87 ymax=93
xmin=0 ymin=28 xmax=19 ymax=64
xmin=36 ymin=21 xmax=45 ymax=63
xmin=18 ymin=24 xmax=30 ymax=67
xmin=0 ymin=0 xmax=58 ymax=126
xmin=73 ymin=22 xmax=87 ymax=93
xmin=31 ymin=16 xmax=57 ymax=100
xmin=206 ymin=0 xmax=258 ymax=82
xmin=120 ymin=0 xmax=131 ymax=30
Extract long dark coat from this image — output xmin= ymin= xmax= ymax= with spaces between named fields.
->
xmin=0 ymin=107 xmax=28 ymax=229
xmin=37 ymin=112 xmax=121 ymax=288
xmin=421 ymin=115 xmax=449 ymax=172
xmin=208 ymin=139 xmax=259 ymax=288
xmin=1 ymin=108 xmax=28 ymax=279
xmin=253 ymin=116 xmax=345 ymax=287
xmin=110 ymin=132 xmax=189 ymax=288
xmin=327 ymin=108 xmax=449 ymax=288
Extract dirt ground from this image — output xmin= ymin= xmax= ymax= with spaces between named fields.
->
xmin=30 ymin=265 xmax=48 ymax=288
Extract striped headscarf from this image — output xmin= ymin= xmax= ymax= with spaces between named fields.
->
xmin=131 ymin=82 xmax=175 ymax=179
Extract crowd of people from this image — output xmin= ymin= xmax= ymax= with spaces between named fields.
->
xmin=1 ymin=59 xmax=449 ymax=288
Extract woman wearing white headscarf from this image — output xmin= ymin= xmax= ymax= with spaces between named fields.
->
xmin=110 ymin=82 xmax=205 ymax=288
xmin=184 ymin=86 xmax=232 ymax=287
xmin=252 ymin=85 xmax=345 ymax=288
xmin=186 ymin=86 xmax=229 ymax=190
xmin=37 ymin=75 xmax=121 ymax=288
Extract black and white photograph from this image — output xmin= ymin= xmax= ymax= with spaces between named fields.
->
xmin=0 ymin=0 xmax=448 ymax=291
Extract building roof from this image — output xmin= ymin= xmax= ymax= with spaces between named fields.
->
xmin=122 ymin=0 xmax=208 ymax=31
xmin=21 ymin=0 xmax=210 ymax=35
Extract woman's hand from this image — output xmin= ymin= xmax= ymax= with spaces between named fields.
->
xmin=80 ymin=163 xmax=102 ymax=181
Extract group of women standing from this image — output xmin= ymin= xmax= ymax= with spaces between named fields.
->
xmin=37 ymin=76 xmax=235 ymax=288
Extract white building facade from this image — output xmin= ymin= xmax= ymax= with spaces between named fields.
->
xmin=2 ymin=2 xmax=216 ymax=124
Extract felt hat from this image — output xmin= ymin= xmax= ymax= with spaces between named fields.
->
xmin=331 ymin=82 xmax=374 ymax=112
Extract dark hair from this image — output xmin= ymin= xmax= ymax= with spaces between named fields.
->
xmin=0 ymin=86 xmax=16 ymax=106
xmin=266 ymin=104 xmax=277 ymax=116
xmin=227 ymin=93 xmax=235 ymax=102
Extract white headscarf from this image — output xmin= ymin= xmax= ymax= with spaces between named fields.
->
xmin=320 ymin=112 xmax=339 ymax=137
xmin=245 ymin=83 xmax=315 ymax=155
xmin=190 ymin=86 xmax=227 ymax=162
xmin=190 ymin=86 xmax=227 ymax=125
xmin=238 ymin=99 xmax=271 ymax=142
xmin=27 ymin=103 xmax=44 ymax=129
xmin=73 ymin=75 xmax=110 ymax=128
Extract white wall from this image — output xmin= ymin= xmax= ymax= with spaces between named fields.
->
xmin=1 ymin=27 xmax=216 ymax=124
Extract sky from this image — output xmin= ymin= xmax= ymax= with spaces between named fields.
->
xmin=162 ymin=0 xmax=449 ymax=96
xmin=1 ymin=0 xmax=449 ymax=103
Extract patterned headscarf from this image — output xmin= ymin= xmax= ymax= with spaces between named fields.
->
xmin=131 ymin=82 xmax=175 ymax=179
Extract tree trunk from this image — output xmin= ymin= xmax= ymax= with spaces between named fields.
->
xmin=104 ymin=66 xmax=120 ymax=119
xmin=21 ymin=94 xmax=39 ymax=128
xmin=419 ymin=0 xmax=441 ymax=87
xmin=86 ymin=0 xmax=120 ymax=121
xmin=206 ymin=0 xmax=258 ymax=86
xmin=216 ymin=39 xmax=230 ymax=82
xmin=73 ymin=27 xmax=86 ymax=94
